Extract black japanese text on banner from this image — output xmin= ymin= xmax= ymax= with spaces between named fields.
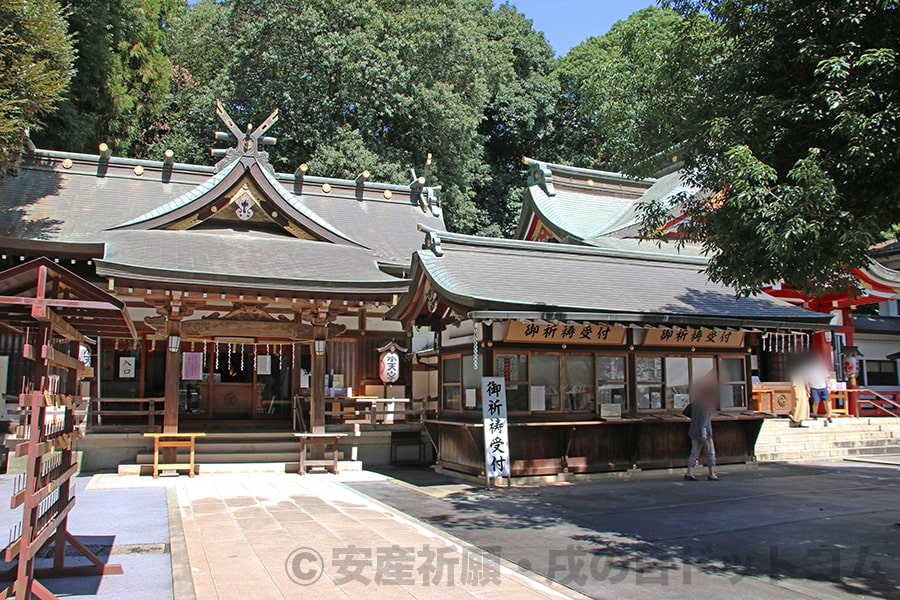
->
xmin=481 ymin=377 xmax=511 ymax=479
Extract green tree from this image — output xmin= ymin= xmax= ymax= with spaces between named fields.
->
xmin=215 ymin=0 xmax=557 ymax=234
xmin=0 ymin=0 xmax=73 ymax=177
xmin=477 ymin=3 xmax=559 ymax=236
xmin=32 ymin=0 xmax=178 ymax=156
xmin=638 ymin=0 xmax=900 ymax=295
xmin=556 ymin=6 xmax=722 ymax=173
xmin=141 ymin=0 xmax=232 ymax=164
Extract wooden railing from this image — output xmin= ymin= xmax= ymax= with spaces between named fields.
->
xmin=87 ymin=397 xmax=163 ymax=431
xmin=852 ymin=389 xmax=900 ymax=418
xmin=293 ymin=396 xmax=433 ymax=431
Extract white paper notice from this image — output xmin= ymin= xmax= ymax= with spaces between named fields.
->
xmin=481 ymin=377 xmax=511 ymax=479
xmin=529 ymin=385 xmax=546 ymax=411
xmin=118 ymin=357 xmax=136 ymax=379
xmin=257 ymin=355 xmax=272 ymax=375
xmin=465 ymin=388 xmax=477 ymax=408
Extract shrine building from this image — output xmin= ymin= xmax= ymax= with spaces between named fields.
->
xmin=0 ymin=105 xmax=442 ymax=470
xmin=388 ymin=157 xmax=897 ymax=478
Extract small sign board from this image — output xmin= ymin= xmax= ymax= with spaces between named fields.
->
xmin=599 ymin=403 xmax=622 ymax=419
xmin=481 ymin=377 xmax=511 ymax=484
xmin=504 ymin=321 xmax=627 ymax=345
xmin=643 ymin=327 xmax=745 ymax=348
xmin=118 ymin=357 xmax=136 ymax=379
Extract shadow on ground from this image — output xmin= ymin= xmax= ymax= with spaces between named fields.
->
xmin=351 ymin=462 xmax=900 ymax=599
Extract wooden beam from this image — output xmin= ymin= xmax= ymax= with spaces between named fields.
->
xmin=0 ymin=296 xmax=121 ymax=311
xmin=143 ymin=317 xmax=347 ymax=341
xmin=31 ymin=307 xmax=90 ymax=345
xmin=41 ymin=344 xmax=84 ymax=371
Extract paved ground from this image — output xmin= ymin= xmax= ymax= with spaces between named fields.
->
xmin=0 ymin=474 xmax=173 ymax=599
xmin=347 ymin=462 xmax=900 ymax=600
xmin=168 ymin=471 xmax=579 ymax=599
xmin=0 ymin=462 xmax=896 ymax=599
xmin=89 ymin=471 xmax=584 ymax=599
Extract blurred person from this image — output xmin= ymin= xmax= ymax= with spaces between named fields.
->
xmin=789 ymin=358 xmax=810 ymax=424
xmin=806 ymin=354 xmax=833 ymax=423
xmin=684 ymin=377 xmax=719 ymax=481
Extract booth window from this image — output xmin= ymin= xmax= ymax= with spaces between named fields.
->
xmin=461 ymin=354 xmax=480 ymax=410
xmin=718 ymin=357 xmax=747 ymax=408
xmin=636 ymin=356 xmax=664 ymax=409
xmin=531 ymin=354 xmax=561 ymax=411
xmin=442 ymin=356 xmax=461 ymax=410
xmin=495 ymin=353 xmax=529 ymax=412
xmin=597 ymin=355 xmax=627 ymax=408
xmin=864 ymin=360 xmax=898 ymax=386
xmin=665 ymin=357 xmax=690 ymax=409
xmin=564 ymin=355 xmax=595 ymax=411
xmin=442 ymin=353 xmax=480 ymax=411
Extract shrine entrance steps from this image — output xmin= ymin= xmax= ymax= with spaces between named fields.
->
xmin=754 ymin=417 xmax=900 ymax=463
xmin=112 ymin=427 xmax=433 ymax=476
xmin=116 ymin=431 xmax=360 ymax=476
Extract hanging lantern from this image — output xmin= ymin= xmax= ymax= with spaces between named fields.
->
xmin=377 ymin=340 xmax=406 ymax=384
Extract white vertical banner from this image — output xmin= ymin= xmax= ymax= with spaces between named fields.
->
xmin=481 ymin=377 xmax=511 ymax=482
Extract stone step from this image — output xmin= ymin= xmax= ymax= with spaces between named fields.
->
xmin=135 ymin=450 xmax=346 ymax=464
xmin=755 ymin=438 xmax=899 ymax=453
xmin=756 ymin=445 xmax=900 ymax=462
xmin=755 ymin=417 xmax=900 ymax=463
xmin=188 ymin=441 xmax=300 ymax=454
xmin=762 ymin=418 xmax=900 ymax=429
xmin=117 ymin=460 xmax=363 ymax=476
xmin=755 ymin=432 xmax=898 ymax=445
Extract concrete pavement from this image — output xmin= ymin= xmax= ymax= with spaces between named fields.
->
xmin=0 ymin=474 xmax=173 ymax=599
xmin=347 ymin=462 xmax=900 ymax=600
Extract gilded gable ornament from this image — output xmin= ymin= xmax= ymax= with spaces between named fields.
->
xmin=233 ymin=192 xmax=254 ymax=221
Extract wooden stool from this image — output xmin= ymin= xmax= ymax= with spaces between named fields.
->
xmin=294 ymin=433 xmax=347 ymax=474
xmin=143 ymin=432 xmax=206 ymax=478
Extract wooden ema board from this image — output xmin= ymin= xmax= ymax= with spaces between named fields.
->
xmin=504 ymin=321 xmax=627 ymax=345
xmin=0 ymin=392 xmax=122 ymax=599
xmin=643 ymin=327 xmax=745 ymax=348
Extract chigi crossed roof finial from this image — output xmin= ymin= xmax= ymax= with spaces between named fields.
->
xmin=211 ymin=100 xmax=279 ymax=169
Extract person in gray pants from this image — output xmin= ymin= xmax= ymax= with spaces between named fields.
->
xmin=685 ymin=385 xmax=719 ymax=481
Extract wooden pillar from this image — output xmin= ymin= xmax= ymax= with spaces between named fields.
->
xmin=310 ymin=326 xmax=327 ymax=459
xmin=163 ymin=320 xmax=181 ymax=463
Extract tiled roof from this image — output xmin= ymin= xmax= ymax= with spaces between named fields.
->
xmin=851 ymin=315 xmax=900 ymax=334
xmin=0 ymin=149 xmax=444 ymax=267
xmin=516 ymin=164 xmax=699 ymax=245
xmin=390 ymin=229 xmax=831 ymax=328
xmin=96 ymin=230 xmax=406 ymax=293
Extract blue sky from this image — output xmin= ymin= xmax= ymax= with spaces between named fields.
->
xmin=501 ymin=0 xmax=658 ymax=55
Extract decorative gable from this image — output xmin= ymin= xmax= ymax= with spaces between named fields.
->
xmin=109 ymin=103 xmax=359 ymax=246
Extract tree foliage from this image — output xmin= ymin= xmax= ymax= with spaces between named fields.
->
xmin=184 ymin=0 xmax=556 ymax=234
xmin=637 ymin=0 xmax=900 ymax=295
xmin=0 ymin=0 xmax=73 ymax=177
xmin=555 ymin=6 xmax=722 ymax=173
xmin=32 ymin=0 xmax=178 ymax=156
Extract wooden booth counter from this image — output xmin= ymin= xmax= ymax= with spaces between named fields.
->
xmin=426 ymin=411 xmax=766 ymax=477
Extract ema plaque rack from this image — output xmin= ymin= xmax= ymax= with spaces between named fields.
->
xmin=0 ymin=391 xmax=122 ymax=600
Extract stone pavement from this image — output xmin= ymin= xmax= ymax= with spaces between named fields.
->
xmin=162 ymin=471 xmax=581 ymax=600
xmin=347 ymin=462 xmax=900 ymax=600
